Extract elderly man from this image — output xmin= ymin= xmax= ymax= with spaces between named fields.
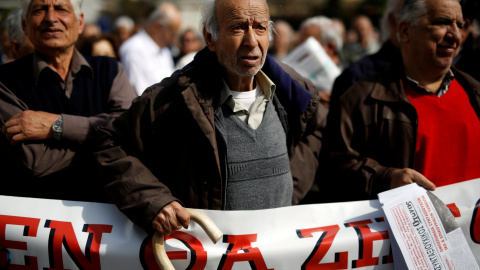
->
xmin=323 ymin=0 xmax=480 ymax=202
xmin=119 ymin=2 xmax=182 ymax=95
xmin=0 ymin=0 xmax=136 ymax=202
xmin=96 ymin=0 xmax=327 ymax=235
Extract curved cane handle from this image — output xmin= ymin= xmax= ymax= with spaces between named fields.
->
xmin=153 ymin=208 xmax=223 ymax=270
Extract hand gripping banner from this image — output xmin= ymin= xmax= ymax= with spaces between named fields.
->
xmin=0 ymin=179 xmax=479 ymax=269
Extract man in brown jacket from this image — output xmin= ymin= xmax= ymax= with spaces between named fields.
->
xmin=96 ymin=0 xmax=327 ymax=236
xmin=323 ymin=0 xmax=480 ymax=202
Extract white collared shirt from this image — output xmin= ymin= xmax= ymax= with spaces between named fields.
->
xmin=120 ymin=30 xmax=175 ymax=95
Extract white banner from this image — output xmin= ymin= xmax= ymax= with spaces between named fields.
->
xmin=0 ymin=179 xmax=479 ymax=270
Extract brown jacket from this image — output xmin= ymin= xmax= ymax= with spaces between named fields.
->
xmin=96 ymin=49 xmax=328 ymax=232
xmin=323 ymin=62 xmax=480 ymax=201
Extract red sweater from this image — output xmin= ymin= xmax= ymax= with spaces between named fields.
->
xmin=404 ymin=78 xmax=480 ymax=187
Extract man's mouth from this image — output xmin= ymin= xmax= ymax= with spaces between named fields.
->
xmin=41 ymin=28 xmax=63 ymax=35
xmin=240 ymin=55 xmax=260 ymax=65
xmin=437 ymin=44 xmax=457 ymax=57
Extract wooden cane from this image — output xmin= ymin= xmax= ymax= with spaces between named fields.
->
xmin=152 ymin=208 xmax=223 ymax=270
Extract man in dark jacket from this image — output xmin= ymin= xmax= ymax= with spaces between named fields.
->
xmin=323 ymin=0 xmax=480 ymax=202
xmin=0 ymin=0 xmax=136 ymax=202
xmin=96 ymin=0 xmax=327 ymax=235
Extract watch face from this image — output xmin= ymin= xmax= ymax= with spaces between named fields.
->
xmin=53 ymin=123 xmax=62 ymax=132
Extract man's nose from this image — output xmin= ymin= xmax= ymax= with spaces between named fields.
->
xmin=243 ymin=28 xmax=258 ymax=48
xmin=448 ymin=24 xmax=462 ymax=45
xmin=44 ymin=7 xmax=57 ymax=23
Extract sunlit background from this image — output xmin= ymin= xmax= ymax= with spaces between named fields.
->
xmin=0 ymin=0 xmax=387 ymax=33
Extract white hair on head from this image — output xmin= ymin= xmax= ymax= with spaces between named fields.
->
xmin=201 ymin=0 xmax=273 ymax=41
xmin=396 ymin=0 xmax=427 ymax=44
xmin=380 ymin=0 xmax=403 ymax=42
xmin=7 ymin=7 xmax=26 ymax=44
xmin=398 ymin=0 xmax=426 ymax=27
xmin=115 ymin=16 xmax=135 ymax=31
xmin=147 ymin=2 xmax=179 ymax=28
xmin=20 ymin=0 xmax=83 ymax=20
xmin=300 ymin=16 xmax=343 ymax=53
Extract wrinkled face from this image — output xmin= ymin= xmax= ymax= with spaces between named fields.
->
xmin=206 ymin=0 xmax=270 ymax=85
xmin=405 ymin=0 xmax=464 ymax=72
xmin=23 ymin=0 xmax=84 ymax=55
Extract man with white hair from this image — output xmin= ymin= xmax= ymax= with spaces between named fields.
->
xmin=119 ymin=2 xmax=182 ymax=95
xmin=0 ymin=0 xmax=136 ymax=202
xmin=297 ymin=16 xmax=344 ymax=69
xmin=96 ymin=0 xmax=327 ymax=235
xmin=324 ymin=0 xmax=480 ymax=202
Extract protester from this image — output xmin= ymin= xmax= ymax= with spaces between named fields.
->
xmin=330 ymin=0 xmax=403 ymax=107
xmin=342 ymin=15 xmax=380 ymax=66
xmin=297 ymin=16 xmax=344 ymax=70
xmin=269 ymin=20 xmax=294 ymax=61
xmin=0 ymin=0 xmax=137 ymax=202
xmin=96 ymin=0 xmax=327 ymax=235
xmin=294 ymin=15 xmax=345 ymax=105
xmin=114 ymin=15 xmax=135 ymax=44
xmin=6 ymin=7 xmax=35 ymax=60
xmin=119 ymin=2 xmax=182 ymax=95
xmin=322 ymin=0 xmax=480 ymax=202
xmin=175 ymin=28 xmax=204 ymax=69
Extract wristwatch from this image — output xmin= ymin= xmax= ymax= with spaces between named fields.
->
xmin=52 ymin=115 xmax=63 ymax=140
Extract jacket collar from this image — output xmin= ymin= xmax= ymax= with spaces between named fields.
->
xmin=181 ymin=47 xmax=312 ymax=114
xmin=369 ymin=61 xmax=408 ymax=103
xmin=369 ymin=61 xmax=480 ymax=104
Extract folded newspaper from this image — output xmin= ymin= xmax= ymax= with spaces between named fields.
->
xmin=282 ymin=36 xmax=340 ymax=93
xmin=378 ymin=183 xmax=479 ymax=270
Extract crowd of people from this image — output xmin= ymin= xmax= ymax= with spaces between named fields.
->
xmin=0 ymin=0 xmax=479 ymax=237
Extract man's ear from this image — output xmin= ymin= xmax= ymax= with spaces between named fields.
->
xmin=203 ymin=27 xmax=216 ymax=52
xmin=398 ymin=20 xmax=410 ymax=43
xmin=78 ymin=13 xmax=85 ymax=35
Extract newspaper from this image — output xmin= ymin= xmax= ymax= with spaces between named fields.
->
xmin=282 ymin=36 xmax=341 ymax=93
xmin=378 ymin=183 xmax=479 ymax=270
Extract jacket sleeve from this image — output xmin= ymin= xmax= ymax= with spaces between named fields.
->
xmin=62 ymin=63 xmax=137 ymax=145
xmin=0 ymin=64 xmax=137 ymax=178
xmin=0 ymin=81 xmax=79 ymax=177
xmin=322 ymin=86 xmax=393 ymax=201
xmin=95 ymin=87 xmax=179 ymax=233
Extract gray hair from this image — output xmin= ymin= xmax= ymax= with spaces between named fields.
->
xmin=201 ymin=0 xmax=273 ymax=41
xmin=300 ymin=16 xmax=343 ymax=53
xmin=398 ymin=0 xmax=427 ymax=27
xmin=20 ymin=0 xmax=83 ymax=20
xmin=7 ymin=8 xmax=26 ymax=44
xmin=147 ymin=2 xmax=178 ymax=28
xmin=115 ymin=16 xmax=135 ymax=31
xmin=380 ymin=0 xmax=403 ymax=42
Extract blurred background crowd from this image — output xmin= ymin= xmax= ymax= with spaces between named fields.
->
xmin=0 ymin=0 xmax=479 ymax=99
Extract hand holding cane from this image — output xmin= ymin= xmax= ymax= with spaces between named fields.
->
xmin=153 ymin=208 xmax=223 ymax=270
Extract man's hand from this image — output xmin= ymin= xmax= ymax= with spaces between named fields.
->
xmin=390 ymin=168 xmax=436 ymax=191
xmin=2 ymin=110 xmax=59 ymax=145
xmin=152 ymin=201 xmax=190 ymax=236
